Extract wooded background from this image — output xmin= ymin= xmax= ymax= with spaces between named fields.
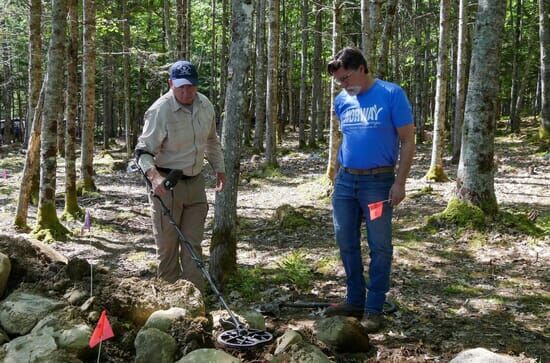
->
xmin=0 ymin=0 xmax=549 ymax=279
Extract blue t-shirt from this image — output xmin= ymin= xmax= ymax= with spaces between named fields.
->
xmin=334 ymin=79 xmax=413 ymax=169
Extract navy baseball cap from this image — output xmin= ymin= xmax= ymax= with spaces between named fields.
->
xmin=169 ymin=60 xmax=198 ymax=87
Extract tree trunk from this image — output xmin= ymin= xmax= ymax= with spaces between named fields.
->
xmin=176 ymin=0 xmax=189 ymax=59
xmin=210 ymin=0 xmax=217 ymax=104
xmin=265 ymin=0 xmax=280 ymax=167
xmin=253 ymin=0 xmax=267 ymax=152
xmin=326 ymin=0 xmax=342 ymax=182
xmin=219 ymin=0 xmax=229 ymax=121
xmin=539 ymin=0 xmax=550 ymax=139
xmin=63 ymin=0 xmax=82 ymax=220
xmin=376 ymin=0 xmax=398 ymax=79
xmin=310 ymin=0 xmax=323 ymax=147
xmin=80 ymin=0 xmax=97 ymax=192
xmin=122 ymin=0 xmax=132 ymax=157
xmin=34 ymin=0 xmax=70 ymax=241
xmin=509 ymin=0 xmax=523 ymax=133
xmin=25 ymin=0 xmax=42 ymax=147
xmin=210 ymin=0 xmax=253 ymax=286
xmin=14 ymin=80 xmax=45 ymax=229
xmin=163 ymin=0 xmax=174 ymax=58
xmin=456 ymin=0 xmax=506 ymax=216
xmin=1 ymin=24 xmax=13 ymax=144
xmin=425 ymin=0 xmax=450 ymax=182
xmin=451 ymin=0 xmax=468 ymax=164
xmin=298 ymin=0 xmax=309 ymax=148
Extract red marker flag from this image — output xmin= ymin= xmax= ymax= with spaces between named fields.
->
xmin=368 ymin=201 xmax=384 ymax=220
xmin=89 ymin=310 xmax=115 ymax=348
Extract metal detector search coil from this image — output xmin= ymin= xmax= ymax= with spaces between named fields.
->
xmin=217 ymin=328 xmax=273 ymax=349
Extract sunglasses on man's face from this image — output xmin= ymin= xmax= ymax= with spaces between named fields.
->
xmin=333 ymin=69 xmax=357 ymax=86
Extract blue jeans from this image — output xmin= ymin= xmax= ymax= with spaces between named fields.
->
xmin=332 ymin=169 xmax=394 ymax=314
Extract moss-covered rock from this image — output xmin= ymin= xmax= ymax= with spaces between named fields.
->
xmin=427 ymin=197 xmax=485 ymax=230
xmin=274 ymin=204 xmax=312 ymax=230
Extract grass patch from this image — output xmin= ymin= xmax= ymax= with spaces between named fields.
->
xmin=443 ymin=282 xmax=484 ymax=296
xmin=0 ymin=156 xmax=24 ymax=171
xmin=225 ymin=267 xmax=266 ymax=301
xmin=496 ymin=209 xmax=544 ymax=236
xmin=315 ymin=255 xmax=340 ymax=275
xmin=0 ymin=185 xmax=16 ymax=195
xmin=408 ymin=185 xmax=434 ymax=199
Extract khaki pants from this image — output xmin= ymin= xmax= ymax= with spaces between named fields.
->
xmin=149 ymin=173 xmax=207 ymax=291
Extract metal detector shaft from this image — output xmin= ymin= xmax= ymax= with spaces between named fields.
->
xmin=153 ymin=194 xmax=244 ymax=331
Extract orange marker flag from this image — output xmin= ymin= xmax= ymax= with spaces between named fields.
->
xmin=89 ymin=310 xmax=115 ymax=348
xmin=368 ymin=201 xmax=384 ymax=220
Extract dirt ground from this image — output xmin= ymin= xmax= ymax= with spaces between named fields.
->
xmin=0 ymin=120 xmax=548 ymax=362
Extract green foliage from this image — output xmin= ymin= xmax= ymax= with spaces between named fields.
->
xmin=443 ymin=282 xmax=484 ymax=296
xmin=225 ymin=267 xmax=266 ymax=301
xmin=496 ymin=209 xmax=545 ymax=236
xmin=275 ymin=251 xmax=314 ymax=291
xmin=427 ymin=197 xmax=486 ymax=230
xmin=409 ymin=185 xmax=434 ymax=199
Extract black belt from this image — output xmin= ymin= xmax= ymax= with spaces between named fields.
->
xmin=342 ymin=166 xmax=394 ymax=175
xmin=156 ymin=166 xmax=197 ymax=180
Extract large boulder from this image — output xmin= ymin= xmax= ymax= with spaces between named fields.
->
xmin=175 ymin=348 xmax=242 ymax=363
xmin=1 ymin=333 xmax=57 ymax=363
xmin=274 ymin=330 xmax=303 ymax=355
xmin=144 ymin=307 xmax=188 ymax=333
xmin=0 ymin=290 xmax=65 ymax=335
xmin=134 ymin=327 xmax=177 ymax=363
xmin=31 ymin=306 xmax=92 ymax=354
xmin=0 ymin=252 xmax=11 ymax=297
xmin=450 ymin=348 xmax=517 ymax=363
xmin=110 ymin=278 xmax=204 ymax=326
xmin=315 ymin=316 xmax=370 ymax=352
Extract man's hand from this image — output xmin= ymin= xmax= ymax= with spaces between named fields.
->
xmin=388 ymin=182 xmax=406 ymax=206
xmin=146 ymin=168 xmax=167 ymax=197
xmin=215 ymin=172 xmax=226 ymax=192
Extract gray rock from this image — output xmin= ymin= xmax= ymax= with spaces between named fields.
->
xmin=315 ymin=316 xmax=370 ymax=352
xmin=0 ymin=291 xmax=65 ymax=335
xmin=80 ymin=296 xmax=95 ymax=312
xmin=2 ymin=334 xmax=57 ymax=363
xmin=144 ymin=307 xmax=188 ymax=333
xmin=238 ymin=310 xmax=266 ymax=330
xmin=66 ymin=258 xmax=90 ymax=281
xmin=33 ymin=350 xmax=82 ymax=362
xmin=175 ymin=348 xmax=242 ymax=363
xmin=272 ymin=342 xmax=331 ymax=363
xmin=64 ymin=289 xmax=88 ymax=305
xmin=212 ymin=309 xmax=265 ymax=331
xmin=450 ymin=348 xmax=517 ymax=363
xmin=274 ymin=330 xmax=303 ymax=355
xmin=31 ymin=307 xmax=92 ymax=353
xmin=134 ymin=327 xmax=177 ymax=363
xmin=0 ymin=252 xmax=11 ymax=297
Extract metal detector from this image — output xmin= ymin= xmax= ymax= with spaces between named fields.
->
xmin=129 ymin=160 xmax=273 ymax=349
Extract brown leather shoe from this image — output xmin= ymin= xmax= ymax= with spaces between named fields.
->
xmin=361 ymin=313 xmax=383 ymax=333
xmin=324 ymin=302 xmax=364 ymax=318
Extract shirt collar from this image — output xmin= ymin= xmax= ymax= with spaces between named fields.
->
xmin=168 ymin=89 xmax=203 ymax=113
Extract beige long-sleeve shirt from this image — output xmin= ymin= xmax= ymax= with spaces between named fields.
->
xmin=136 ymin=90 xmax=225 ymax=176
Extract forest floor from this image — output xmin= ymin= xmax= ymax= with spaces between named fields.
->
xmin=0 ymin=118 xmax=549 ymax=362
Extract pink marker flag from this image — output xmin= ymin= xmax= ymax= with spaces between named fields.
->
xmin=2 ymin=170 xmax=7 ymax=179
xmin=368 ymin=201 xmax=384 ymax=221
xmin=84 ymin=210 xmax=92 ymax=231
xmin=89 ymin=310 xmax=115 ymax=348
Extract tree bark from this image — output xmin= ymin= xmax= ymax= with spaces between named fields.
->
xmin=310 ymin=0 xmax=323 ymax=147
xmin=176 ymin=0 xmax=189 ymax=59
xmin=34 ymin=0 xmax=70 ymax=241
xmin=163 ymin=0 xmax=174 ymax=57
xmin=210 ymin=0 xmax=253 ymax=286
xmin=25 ymin=0 xmax=42 ymax=147
xmin=425 ymin=0 xmax=450 ymax=182
xmin=265 ymin=0 xmax=280 ymax=167
xmin=80 ymin=0 xmax=97 ymax=192
xmin=539 ymin=0 xmax=550 ymax=139
xmin=509 ymin=0 xmax=523 ymax=133
xmin=456 ymin=0 xmax=506 ymax=216
xmin=451 ymin=0 xmax=468 ymax=164
xmin=253 ymin=0 xmax=267 ymax=152
xmin=63 ymin=0 xmax=82 ymax=220
xmin=376 ymin=0 xmax=398 ymax=79
xmin=122 ymin=0 xmax=132 ymax=157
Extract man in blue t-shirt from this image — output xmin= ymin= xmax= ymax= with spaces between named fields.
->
xmin=324 ymin=47 xmax=415 ymax=333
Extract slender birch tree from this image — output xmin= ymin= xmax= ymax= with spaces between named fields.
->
xmin=456 ymin=0 xmax=507 ymax=215
xmin=34 ymin=0 xmax=70 ymax=240
xmin=425 ymin=0 xmax=450 ymax=182
xmin=210 ymin=0 xmax=253 ymax=286
xmin=253 ymin=0 xmax=267 ymax=152
xmin=298 ymin=0 xmax=309 ymax=148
